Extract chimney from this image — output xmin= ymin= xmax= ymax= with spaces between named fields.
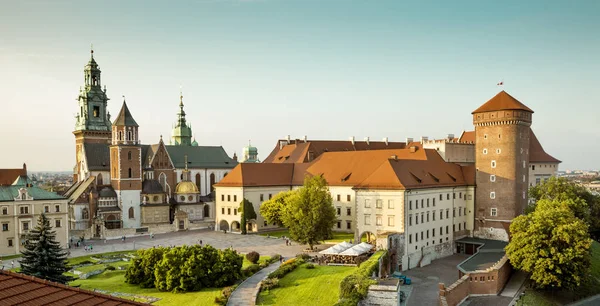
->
xmin=365 ymin=136 xmax=370 ymax=145
xmin=286 ymin=135 xmax=291 ymax=144
xmin=406 ymin=137 xmax=414 ymax=144
xmin=420 ymin=136 xmax=429 ymax=143
xmin=447 ymin=134 xmax=455 ymax=141
xmin=383 ymin=137 xmax=388 ymax=146
xmin=350 ymin=136 xmax=355 ymax=146
xmin=390 ymin=154 xmax=398 ymax=160
xmin=303 ymin=135 xmax=307 ymax=143
xmin=23 ymin=163 xmax=27 ymax=175
xmin=410 ymin=146 xmax=418 ymax=153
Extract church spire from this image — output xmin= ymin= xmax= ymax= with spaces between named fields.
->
xmin=171 ymin=87 xmax=193 ymax=146
xmin=74 ymin=48 xmax=110 ymax=133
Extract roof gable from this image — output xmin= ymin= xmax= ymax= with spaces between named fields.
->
xmin=472 ymin=91 xmax=534 ymax=114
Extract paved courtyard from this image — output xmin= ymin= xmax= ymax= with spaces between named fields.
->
xmin=402 ymin=254 xmax=469 ymax=306
xmin=5 ymin=229 xmax=313 ymax=269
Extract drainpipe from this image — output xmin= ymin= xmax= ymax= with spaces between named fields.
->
xmin=405 ymin=190 xmax=409 ymax=270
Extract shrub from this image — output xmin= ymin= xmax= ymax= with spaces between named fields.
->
xmin=269 ymin=254 xmax=281 ymax=263
xmin=105 ymin=265 xmax=116 ymax=271
xmin=246 ymin=251 xmax=260 ymax=264
xmin=215 ymin=285 xmax=237 ymax=305
xmin=296 ymin=253 xmax=311 ymax=261
xmin=339 ymin=251 xmax=386 ymax=302
xmin=260 ymin=277 xmax=279 ymax=291
xmin=268 ymin=258 xmax=304 ymax=279
xmin=305 ymin=263 xmax=315 ymax=269
xmin=78 ymin=260 xmax=93 ymax=265
xmin=354 ymin=255 xmax=368 ymax=266
xmin=334 ymin=297 xmax=360 ymax=306
xmin=243 ymin=264 xmax=261 ymax=277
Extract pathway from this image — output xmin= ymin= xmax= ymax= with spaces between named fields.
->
xmin=227 ymin=261 xmax=282 ymax=306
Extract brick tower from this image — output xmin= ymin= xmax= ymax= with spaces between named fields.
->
xmin=472 ymin=91 xmax=533 ymax=241
xmin=73 ymin=48 xmax=112 ymax=182
xmin=110 ymin=99 xmax=142 ymax=229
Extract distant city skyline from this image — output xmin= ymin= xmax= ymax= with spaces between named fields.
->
xmin=1 ymin=0 xmax=598 ymax=171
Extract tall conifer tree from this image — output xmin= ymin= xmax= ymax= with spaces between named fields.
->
xmin=19 ymin=214 xmax=72 ymax=284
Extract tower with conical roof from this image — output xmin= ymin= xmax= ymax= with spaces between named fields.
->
xmin=472 ymin=91 xmax=533 ymax=241
xmin=110 ymin=98 xmax=142 ymax=228
xmin=73 ymin=48 xmax=112 ymax=181
xmin=171 ymin=90 xmax=193 ymax=146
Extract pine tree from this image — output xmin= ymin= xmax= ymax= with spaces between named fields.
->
xmin=19 ymin=213 xmax=72 ymax=284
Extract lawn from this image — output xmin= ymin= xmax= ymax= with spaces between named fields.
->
xmin=243 ymin=255 xmax=271 ymax=269
xmin=516 ymin=289 xmax=555 ymax=306
xmin=70 ymin=270 xmax=222 ymax=305
xmin=256 ymin=264 xmax=356 ymax=306
xmin=259 ymin=230 xmax=360 ymax=243
xmin=0 ymin=254 xmax=22 ymax=260
xmin=68 ymin=250 xmax=134 ymax=266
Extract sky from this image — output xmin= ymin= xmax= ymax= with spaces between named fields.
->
xmin=0 ymin=0 xmax=598 ymax=171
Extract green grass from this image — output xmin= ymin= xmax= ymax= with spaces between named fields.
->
xmin=0 ymin=254 xmax=22 ymax=260
xmin=76 ymin=264 xmax=108 ymax=273
xmin=243 ymin=256 xmax=271 ymax=269
xmin=68 ymin=251 xmax=134 ymax=266
xmin=256 ymin=264 xmax=356 ymax=306
xmin=259 ymin=230 xmax=359 ymax=243
xmin=517 ymin=289 xmax=556 ymax=306
xmin=70 ymin=269 xmax=222 ymax=305
xmin=590 ymin=240 xmax=600 ymax=280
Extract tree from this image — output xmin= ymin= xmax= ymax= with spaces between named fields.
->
xmin=19 ymin=214 xmax=72 ymax=284
xmin=506 ymin=198 xmax=592 ymax=289
xmin=125 ymin=247 xmax=166 ymax=288
xmin=239 ymin=198 xmax=256 ymax=235
xmin=281 ymin=175 xmax=337 ymax=250
xmin=260 ymin=190 xmax=296 ymax=227
xmin=528 ymin=177 xmax=600 ymax=239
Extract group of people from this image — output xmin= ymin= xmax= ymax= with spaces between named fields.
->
xmin=283 ymin=236 xmax=293 ymax=246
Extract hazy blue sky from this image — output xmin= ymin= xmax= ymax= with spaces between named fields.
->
xmin=0 ymin=0 xmax=598 ymax=171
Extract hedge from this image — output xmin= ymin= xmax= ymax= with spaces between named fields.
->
xmin=336 ymin=250 xmax=386 ymax=305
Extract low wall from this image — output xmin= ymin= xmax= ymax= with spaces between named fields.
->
xmin=104 ymin=228 xmax=138 ymax=239
xmin=147 ymin=223 xmax=175 ymax=234
xmin=438 ymin=255 xmax=512 ymax=306
xmin=403 ymin=241 xmax=454 ymax=270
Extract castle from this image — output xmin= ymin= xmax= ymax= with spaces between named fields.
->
xmin=66 ymin=50 xmax=237 ymax=238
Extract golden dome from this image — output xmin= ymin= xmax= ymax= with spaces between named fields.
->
xmin=175 ymin=181 xmax=199 ymax=194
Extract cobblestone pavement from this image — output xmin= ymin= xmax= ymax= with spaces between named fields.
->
xmin=227 ymin=261 xmax=281 ymax=306
xmin=7 ymin=229 xmax=311 ymax=269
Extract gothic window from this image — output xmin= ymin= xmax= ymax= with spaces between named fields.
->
xmin=97 ymin=173 xmax=103 ymax=185
xmin=195 ymin=173 xmax=201 ymax=191
xmin=93 ymin=106 xmax=99 ymax=117
xmin=128 ymin=207 xmax=134 ymax=219
xmin=210 ymin=173 xmax=216 ymax=191
xmin=128 ymin=151 xmax=132 ymax=160
xmin=128 ymin=168 xmax=132 ymax=178
xmin=127 ymin=131 xmax=132 ymax=141
xmin=119 ymin=131 xmax=123 ymax=141
xmin=159 ymin=173 xmax=167 ymax=192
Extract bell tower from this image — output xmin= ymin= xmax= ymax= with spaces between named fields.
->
xmin=110 ymin=98 xmax=142 ymax=229
xmin=73 ymin=48 xmax=112 ymax=181
xmin=473 ymin=91 xmax=533 ymax=241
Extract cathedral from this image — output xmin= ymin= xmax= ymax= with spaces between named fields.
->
xmin=65 ymin=50 xmax=238 ymax=238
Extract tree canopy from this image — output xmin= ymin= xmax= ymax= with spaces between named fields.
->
xmin=239 ymin=198 xmax=256 ymax=235
xmin=260 ymin=190 xmax=296 ymax=227
xmin=19 ymin=214 xmax=72 ymax=284
xmin=507 ymin=198 xmax=592 ymax=289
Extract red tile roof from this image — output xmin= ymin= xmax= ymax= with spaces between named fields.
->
xmin=263 ymin=139 xmax=406 ymax=164
xmin=0 ymin=165 xmax=26 ymax=186
xmin=0 ymin=270 xmax=146 ymax=306
xmin=458 ymin=131 xmax=475 ymax=143
xmin=472 ymin=91 xmax=534 ymax=114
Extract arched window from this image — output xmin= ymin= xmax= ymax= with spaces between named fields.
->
xmin=195 ymin=173 xmax=201 ymax=191
xmin=82 ymin=208 xmax=89 ymax=219
xmin=97 ymin=173 xmax=103 ymax=185
xmin=128 ymin=151 xmax=132 ymax=160
xmin=128 ymin=131 xmax=132 ymax=141
xmin=204 ymin=205 xmax=210 ymax=218
xmin=210 ymin=173 xmax=216 ymax=192
xmin=128 ymin=168 xmax=132 ymax=178
xmin=159 ymin=172 xmax=167 ymax=192
xmin=21 ymin=193 xmax=26 ymax=200
xmin=129 ymin=207 xmax=134 ymax=219
xmin=118 ymin=131 xmax=123 ymax=141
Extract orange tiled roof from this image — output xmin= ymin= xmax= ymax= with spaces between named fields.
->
xmin=263 ymin=139 xmax=406 ymax=164
xmin=472 ymin=91 xmax=534 ymax=114
xmin=458 ymin=131 xmax=475 ymax=143
xmin=0 ymin=167 xmax=26 ymax=186
xmin=0 ymin=270 xmax=146 ymax=306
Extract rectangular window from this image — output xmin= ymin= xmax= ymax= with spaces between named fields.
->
xmin=376 ymin=199 xmax=383 ymax=209
xmin=227 ymin=195 xmax=231 ymax=202
xmin=464 ymin=207 xmax=467 ymax=215
xmin=221 ymin=195 xmax=225 ymax=201
xmin=427 ymin=230 xmax=429 ymax=239
xmin=376 ymin=215 xmax=382 ymax=226
xmin=228 ymin=208 xmax=232 ymax=215
xmin=44 ymin=206 xmax=49 ymax=213
xmin=453 ymin=224 xmax=455 ymax=232
xmin=347 ymin=195 xmax=351 ymax=202
xmin=55 ymin=205 xmax=60 ymax=212
xmin=347 ymin=207 xmax=351 ymax=216
xmin=409 ymin=234 xmax=412 ymax=244
xmin=23 ymin=222 xmax=29 ymax=231
xmin=336 ymin=207 xmax=341 ymax=215
xmin=491 ymin=160 xmax=497 ymax=168
xmin=421 ymin=231 xmax=423 ymax=240
xmin=1 ymin=207 xmax=6 ymax=215
xmin=8 ymin=239 xmax=13 ymax=247
xmin=234 ymin=208 xmax=237 ymax=215
xmin=453 ymin=193 xmax=456 ymax=199
xmin=490 ymin=192 xmax=496 ymax=199
xmin=2 ymin=223 xmax=8 ymax=231
xmin=416 ymin=234 xmax=418 ymax=242
xmin=440 ymin=227 xmax=443 ymax=236
xmin=260 ymin=194 xmax=264 ymax=201
xmin=446 ymin=209 xmax=449 ymax=219
xmin=459 ymin=223 xmax=462 ymax=231
xmin=365 ymin=199 xmax=371 ymax=208
xmin=427 ymin=212 xmax=429 ymax=222
xmin=433 ymin=198 xmax=436 ymax=207
xmin=432 ymin=228 xmax=435 ymax=237
xmin=491 ymin=208 xmax=498 ymax=217
xmin=427 ymin=198 xmax=430 ymax=207
xmin=55 ymin=220 xmax=61 ymax=228
xmin=453 ymin=208 xmax=456 ymax=217
xmin=432 ymin=211 xmax=436 ymax=221
xmin=490 ymin=174 xmax=496 ymax=182
xmin=221 ymin=208 xmax=225 ymax=214
xmin=447 ymin=194 xmax=450 ymax=200
xmin=234 ymin=195 xmax=237 ymax=202
xmin=337 ymin=221 xmax=341 ymax=229
xmin=420 ymin=214 xmax=423 ymax=223
xmin=464 ymin=221 xmax=466 ymax=229
xmin=440 ymin=210 xmax=443 ymax=220
xmin=388 ymin=216 xmax=395 ymax=226
xmin=20 ymin=206 xmax=29 ymax=214
xmin=439 ymin=194 xmax=442 ymax=201
xmin=337 ymin=194 xmax=341 ymax=201
xmin=347 ymin=221 xmax=352 ymax=230
xmin=409 ymin=200 xmax=412 ymax=210
xmin=459 ymin=192 xmax=462 ymax=199
xmin=446 ymin=226 xmax=449 ymax=234
xmin=459 ymin=208 xmax=462 ymax=216
xmin=388 ymin=200 xmax=394 ymax=209
xmin=409 ymin=214 xmax=412 ymax=226
xmin=415 ymin=214 xmax=419 ymax=225
xmin=364 ymin=215 xmax=371 ymax=225
xmin=269 ymin=194 xmax=272 ymax=200
xmin=421 ymin=199 xmax=424 ymax=208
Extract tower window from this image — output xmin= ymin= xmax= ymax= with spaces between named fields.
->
xmin=490 ymin=192 xmax=496 ymax=199
xmin=532 ymin=165 xmax=535 ymax=170
xmin=491 ymin=160 xmax=496 ymax=168
xmin=496 ymin=149 xmax=501 ymax=154
xmin=484 ymin=134 xmax=488 ymax=139
xmin=491 ymin=208 xmax=497 ymax=216
xmin=483 ymin=148 xmax=488 ymax=155
xmin=129 ymin=207 xmax=134 ymax=219
xmin=128 ymin=168 xmax=132 ymax=178
xmin=128 ymin=151 xmax=132 ymax=160
xmin=490 ymin=175 xmax=496 ymax=182
xmin=498 ymin=134 xmax=501 ymax=139
xmin=93 ymin=106 xmax=99 ymax=117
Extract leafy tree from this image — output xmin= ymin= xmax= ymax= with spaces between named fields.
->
xmin=507 ymin=198 xmax=592 ymax=289
xmin=260 ymin=190 xmax=296 ymax=227
xmin=19 ymin=214 xmax=72 ymax=284
xmin=239 ymin=198 xmax=257 ymax=235
xmin=125 ymin=247 xmax=166 ymax=287
xmin=528 ymin=177 xmax=600 ymax=239
xmin=281 ymin=175 xmax=336 ymax=250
